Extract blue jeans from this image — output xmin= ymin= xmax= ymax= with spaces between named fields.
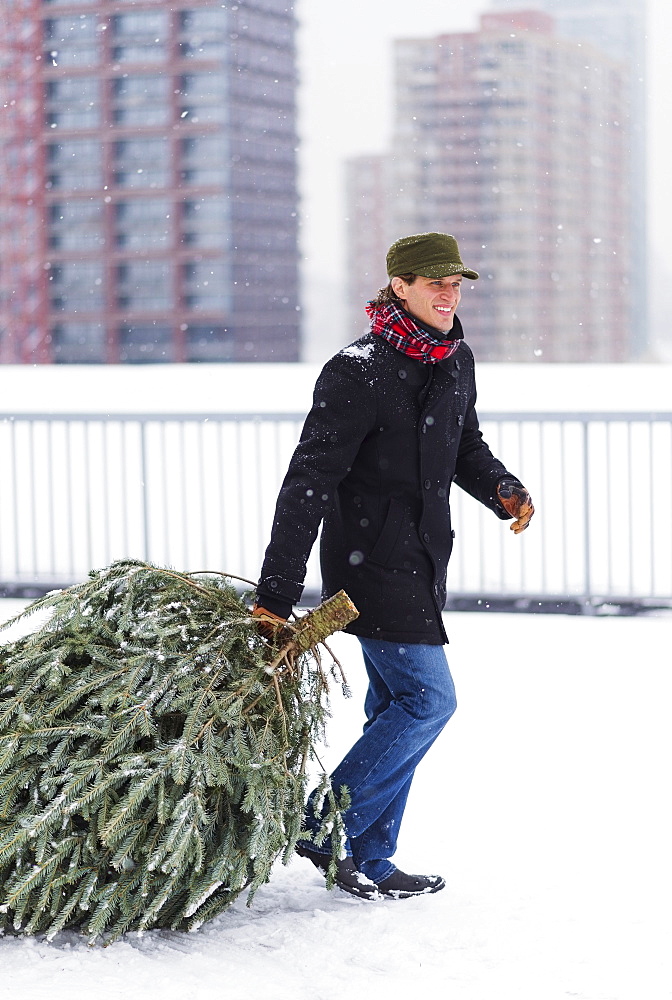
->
xmin=298 ymin=637 xmax=457 ymax=883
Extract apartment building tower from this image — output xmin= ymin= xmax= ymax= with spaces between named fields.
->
xmin=347 ymin=11 xmax=631 ymax=361
xmin=0 ymin=0 xmax=300 ymax=363
xmin=490 ymin=0 xmax=648 ymax=356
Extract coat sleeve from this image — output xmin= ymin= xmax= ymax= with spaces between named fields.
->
xmin=452 ymin=351 xmax=522 ymax=519
xmin=257 ymin=356 xmax=377 ymax=610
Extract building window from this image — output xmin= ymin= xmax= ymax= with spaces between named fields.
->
xmin=114 ymin=137 xmax=170 ymax=188
xmin=177 ymin=71 xmax=228 ymax=124
xmin=179 ymin=72 xmax=227 ymax=101
xmin=185 ymin=325 xmax=232 ymax=362
xmin=50 ymin=199 xmax=102 ymax=223
xmin=113 ymin=75 xmax=169 ymax=100
xmin=116 ymin=260 xmax=173 ymax=310
xmin=181 ymin=135 xmax=226 ymax=161
xmin=111 ymin=10 xmax=169 ymax=63
xmin=180 ymin=136 xmax=229 ymax=187
xmin=47 ymin=139 xmax=101 ymax=164
xmin=47 ymin=169 xmax=103 ymax=191
xmin=46 ymin=138 xmax=103 ymax=191
xmin=115 ymin=199 xmax=171 ymax=249
xmin=180 ymin=9 xmax=227 ymax=33
xmin=114 ymin=136 xmax=169 ymax=165
xmin=113 ymin=104 xmax=170 ymax=126
xmin=115 ymin=169 xmax=171 ymax=189
xmin=111 ymin=74 xmax=171 ymax=125
xmin=51 ymin=322 xmax=106 ymax=363
xmin=46 ymin=45 xmax=99 ymax=67
xmin=111 ymin=44 xmax=167 ymax=64
xmin=118 ymin=324 xmax=172 ymax=363
xmin=49 ymin=261 xmax=105 ymax=311
xmin=179 ymin=167 xmax=227 ymax=187
xmin=183 ymin=260 xmax=230 ymax=311
xmin=46 ymin=107 xmax=101 ymax=129
xmin=44 ymin=14 xmax=97 ymax=40
xmin=180 ymin=104 xmax=227 ymax=125
xmin=178 ymin=9 xmax=228 ymax=60
xmin=181 ymin=197 xmax=229 ymax=249
xmin=112 ymin=11 xmax=168 ymax=36
xmin=45 ymin=76 xmax=100 ymax=103
xmin=49 ymin=228 xmax=104 ymax=250
xmin=49 ymin=201 xmax=104 ymax=249
xmin=43 ymin=14 xmax=99 ymax=67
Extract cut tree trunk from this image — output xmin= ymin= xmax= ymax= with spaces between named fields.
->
xmin=283 ymin=590 xmax=359 ymax=653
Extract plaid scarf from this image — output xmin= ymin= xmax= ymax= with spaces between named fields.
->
xmin=365 ymin=300 xmax=460 ymax=363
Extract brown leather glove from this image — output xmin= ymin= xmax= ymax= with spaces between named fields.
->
xmin=251 ymin=604 xmax=288 ymax=641
xmin=496 ymin=480 xmax=535 ymax=534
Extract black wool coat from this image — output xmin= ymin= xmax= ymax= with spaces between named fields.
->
xmin=257 ymin=323 xmax=522 ymax=644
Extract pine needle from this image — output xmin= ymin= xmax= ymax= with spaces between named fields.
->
xmin=0 ymin=559 xmax=352 ymax=943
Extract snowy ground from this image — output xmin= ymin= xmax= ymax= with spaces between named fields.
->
xmin=1 ymin=601 xmax=670 ymax=1000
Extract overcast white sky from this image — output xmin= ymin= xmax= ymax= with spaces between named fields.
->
xmin=295 ymin=0 xmax=672 ymax=360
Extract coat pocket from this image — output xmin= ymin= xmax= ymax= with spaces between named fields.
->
xmin=367 ymin=498 xmax=407 ymax=568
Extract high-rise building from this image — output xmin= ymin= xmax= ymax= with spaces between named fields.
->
xmin=0 ymin=0 xmax=300 ymax=363
xmin=489 ymin=0 xmax=648 ymax=356
xmin=346 ymin=11 xmax=631 ymax=362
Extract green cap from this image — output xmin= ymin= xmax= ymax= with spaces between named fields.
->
xmin=386 ymin=232 xmax=479 ymax=281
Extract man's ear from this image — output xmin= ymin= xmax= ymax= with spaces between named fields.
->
xmin=390 ymin=276 xmax=406 ymax=298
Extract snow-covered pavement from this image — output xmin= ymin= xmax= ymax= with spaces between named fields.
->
xmin=1 ymin=602 xmax=670 ymax=1000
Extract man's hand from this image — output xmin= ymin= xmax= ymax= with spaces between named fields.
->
xmin=496 ymin=480 xmax=535 ymax=534
xmin=252 ymin=604 xmax=289 ymax=641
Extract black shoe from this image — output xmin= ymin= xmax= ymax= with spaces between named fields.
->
xmin=376 ymin=868 xmax=446 ymax=899
xmin=295 ymin=843 xmax=382 ymax=901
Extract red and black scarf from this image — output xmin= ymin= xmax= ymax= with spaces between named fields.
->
xmin=365 ymin=300 xmax=460 ymax=363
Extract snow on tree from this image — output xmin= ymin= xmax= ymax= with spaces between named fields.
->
xmin=0 ymin=560 xmax=356 ymax=943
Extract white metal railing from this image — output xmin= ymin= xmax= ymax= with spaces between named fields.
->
xmin=1 ymin=411 xmax=671 ymax=609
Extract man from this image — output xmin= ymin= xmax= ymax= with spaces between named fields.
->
xmin=254 ymin=232 xmax=534 ymax=901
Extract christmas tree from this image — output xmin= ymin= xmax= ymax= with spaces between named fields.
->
xmin=0 ymin=560 xmax=356 ymax=943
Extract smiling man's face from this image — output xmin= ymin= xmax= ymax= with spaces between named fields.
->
xmin=390 ymin=274 xmax=463 ymax=333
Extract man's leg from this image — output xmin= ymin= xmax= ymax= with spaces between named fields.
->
xmin=347 ymin=647 xmax=415 ymax=876
xmin=348 ymin=639 xmax=456 ymax=882
xmin=299 ymin=639 xmax=456 ymax=884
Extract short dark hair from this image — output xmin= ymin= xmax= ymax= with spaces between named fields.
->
xmin=370 ymin=272 xmax=417 ymax=307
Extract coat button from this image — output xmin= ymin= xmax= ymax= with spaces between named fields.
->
xmin=423 ymin=532 xmax=430 ymax=543
xmin=424 ymin=479 xmax=431 ymax=489
xmin=457 ymin=415 xmax=463 ymax=426
xmin=398 ymin=369 xmax=407 ymax=379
